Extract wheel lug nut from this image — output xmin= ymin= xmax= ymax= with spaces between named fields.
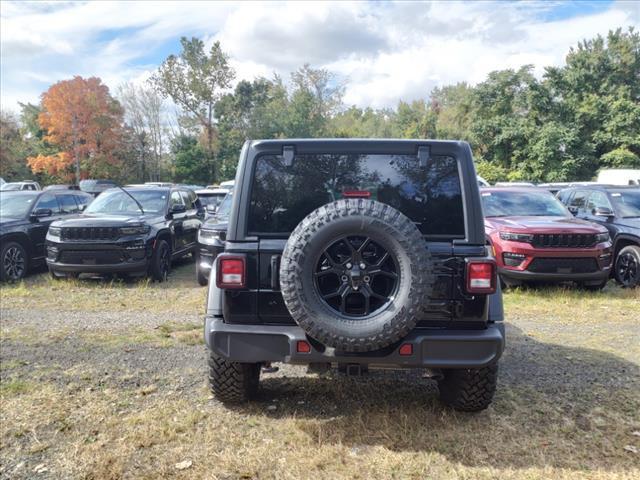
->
xmin=360 ymin=263 xmax=366 ymax=269
xmin=364 ymin=276 xmax=370 ymax=283
xmin=346 ymin=263 xmax=352 ymax=269
xmin=341 ymin=275 xmax=348 ymax=282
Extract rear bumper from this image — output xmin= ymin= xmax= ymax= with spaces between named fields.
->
xmin=204 ymin=317 xmax=505 ymax=369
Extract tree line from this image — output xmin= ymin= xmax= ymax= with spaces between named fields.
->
xmin=1 ymin=27 xmax=638 ymax=186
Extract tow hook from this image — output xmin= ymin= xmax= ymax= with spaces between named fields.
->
xmin=422 ymin=368 xmax=444 ymax=380
xmin=262 ymin=362 xmax=279 ymax=373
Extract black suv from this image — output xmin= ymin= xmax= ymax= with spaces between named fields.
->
xmin=557 ymin=185 xmax=640 ymax=287
xmin=46 ymin=187 xmax=203 ymax=280
xmin=1 ymin=190 xmax=93 ymax=281
xmin=204 ymin=139 xmax=505 ymax=412
xmin=195 ymin=190 xmax=233 ymax=285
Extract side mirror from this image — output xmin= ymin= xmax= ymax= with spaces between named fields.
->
xmin=206 ymin=204 xmax=217 ymax=214
xmin=567 ymin=206 xmax=578 ymax=215
xmin=78 ymin=204 xmax=87 ymax=212
xmin=31 ymin=208 xmax=52 ymax=219
xmin=169 ymin=204 xmax=186 ymax=215
xmin=594 ymin=206 xmax=614 ymax=217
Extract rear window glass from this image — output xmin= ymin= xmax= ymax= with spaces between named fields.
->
xmin=248 ymin=153 xmax=465 ymax=236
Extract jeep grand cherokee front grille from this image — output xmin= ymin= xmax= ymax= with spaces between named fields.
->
xmin=531 ymin=233 xmax=596 ymax=248
xmin=61 ymin=227 xmax=120 ymax=241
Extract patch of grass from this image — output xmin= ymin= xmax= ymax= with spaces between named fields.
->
xmin=157 ymin=321 xmax=202 ymax=345
xmin=0 ymin=261 xmax=205 ymax=314
xmin=0 ymin=378 xmax=35 ymax=397
xmin=504 ymin=282 xmax=640 ymax=322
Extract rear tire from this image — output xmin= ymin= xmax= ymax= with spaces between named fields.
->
xmin=614 ymin=245 xmax=640 ymax=288
xmin=438 ymin=363 xmax=498 ymax=412
xmin=207 ymin=350 xmax=260 ymax=404
xmin=1 ymin=241 xmax=28 ymax=282
xmin=150 ymin=239 xmax=171 ymax=282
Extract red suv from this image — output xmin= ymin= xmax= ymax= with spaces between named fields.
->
xmin=482 ymin=188 xmax=612 ymax=290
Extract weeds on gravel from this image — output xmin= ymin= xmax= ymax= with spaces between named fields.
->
xmin=0 ymin=263 xmax=205 ymax=313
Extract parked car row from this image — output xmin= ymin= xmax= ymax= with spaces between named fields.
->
xmin=1 ymin=173 xmax=637 ymax=289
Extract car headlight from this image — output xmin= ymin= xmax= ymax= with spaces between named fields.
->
xmin=48 ymin=226 xmax=61 ymax=237
xmin=120 ymin=225 xmax=150 ymax=235
xmin=198 ymin=229 xmax=223 ymax=245
xmin=499 ymin=231 xmax=533 ymax=243
xmin=595 ymin=232 xmax=610 ymax=243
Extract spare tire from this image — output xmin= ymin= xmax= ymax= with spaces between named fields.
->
xmin=280 ymin=199 xmax=433 ymax=352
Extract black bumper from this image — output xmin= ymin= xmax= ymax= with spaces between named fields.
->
xmin=46 ymin=241 xmax=150 ymax=275
xmin=499 ymin=266 xmax=610 ymax=283
xmin=205 ymin=317 xmax=505 ymax=369
xmin=46 ymin=258 xmax=149 ymax=274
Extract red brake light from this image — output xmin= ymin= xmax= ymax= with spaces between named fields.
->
xmin=466 ymin=260 xmax=496 ymax=294
xmin=343 ymin=190 xmax=371 ymax=198
xmin=296 ymin=340 xmax=311 ymax=353
xmin=399 ymin=343 xmax=413 ymax=356
xmin=216 ymin=255 xmax=246 ymax=289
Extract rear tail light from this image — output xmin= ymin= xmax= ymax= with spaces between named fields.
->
xmin=342 ymin=190 xmax=371 ymax=198
xmin=466 ymin=259 xmax=497 ymax=294
xmin=216 ymin=255 xmax=246 ymax=289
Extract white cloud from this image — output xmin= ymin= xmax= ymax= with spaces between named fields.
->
xmin=1 ymin=0 xmax=638 ymax=113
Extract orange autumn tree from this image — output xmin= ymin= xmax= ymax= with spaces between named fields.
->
xmin=28 ymin=76 xmax=125 ymax=182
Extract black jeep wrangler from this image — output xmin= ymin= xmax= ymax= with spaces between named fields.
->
xmin=205 ymin=139 xmax=505 ymax=411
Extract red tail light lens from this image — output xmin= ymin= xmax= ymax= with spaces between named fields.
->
xmin=342 ymin=190 xmax=371 ymax=198
xmin=216 ymin=255 xmax=246 ymax=289
xmin=296 ymin=340 xmax=311 ymax=353
xmin=466 ymin=260 xmax=496 ymax=294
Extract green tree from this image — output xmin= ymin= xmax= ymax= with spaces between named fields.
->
xmin=0 ymin=111 xmax=31 ymax=181
xmin=171 ymin=134 xmax=209 ymax=185
xmin=153 ymin=37 xmax=235 ymax=182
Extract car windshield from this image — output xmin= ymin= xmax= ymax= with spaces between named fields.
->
xmin=198 ymin=193 xmax=226 ymax=207
xmin=482 ymin=190 xmax=569 ymax=217
xmin=216 ymin=192 xmax=233 ymax=220
xmin=0 ymin=193 xmax=37 ymax=218
xmin=610 ymin=190 xmax=640 ymax=218
xmin=79 ymin=180 xmax=116 ymax=193
xmin=84 ymin=190 xmax=167 ymax=214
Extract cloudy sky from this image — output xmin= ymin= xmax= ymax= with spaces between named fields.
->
xmin=1 ymin=0 xmax=638 ymax=112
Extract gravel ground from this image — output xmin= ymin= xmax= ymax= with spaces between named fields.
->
xmin=1 ymin=277 xmax=639 ymax=479
xmin=1 ymin=307 xmax=638 ymax=398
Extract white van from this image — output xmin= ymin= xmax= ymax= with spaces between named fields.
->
xmin=597 ymin=169 xmax=640 ymax=186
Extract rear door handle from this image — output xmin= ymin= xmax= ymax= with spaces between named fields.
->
xmin=270 ymin=255 xmax=280 ymax=290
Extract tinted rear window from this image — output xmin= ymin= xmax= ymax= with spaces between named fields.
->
xmin=248 ymin=153 xmax=464 ymax=236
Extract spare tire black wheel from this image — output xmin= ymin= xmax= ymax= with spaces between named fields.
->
xmin=280 ymin=199 xmax=434 ymax=352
